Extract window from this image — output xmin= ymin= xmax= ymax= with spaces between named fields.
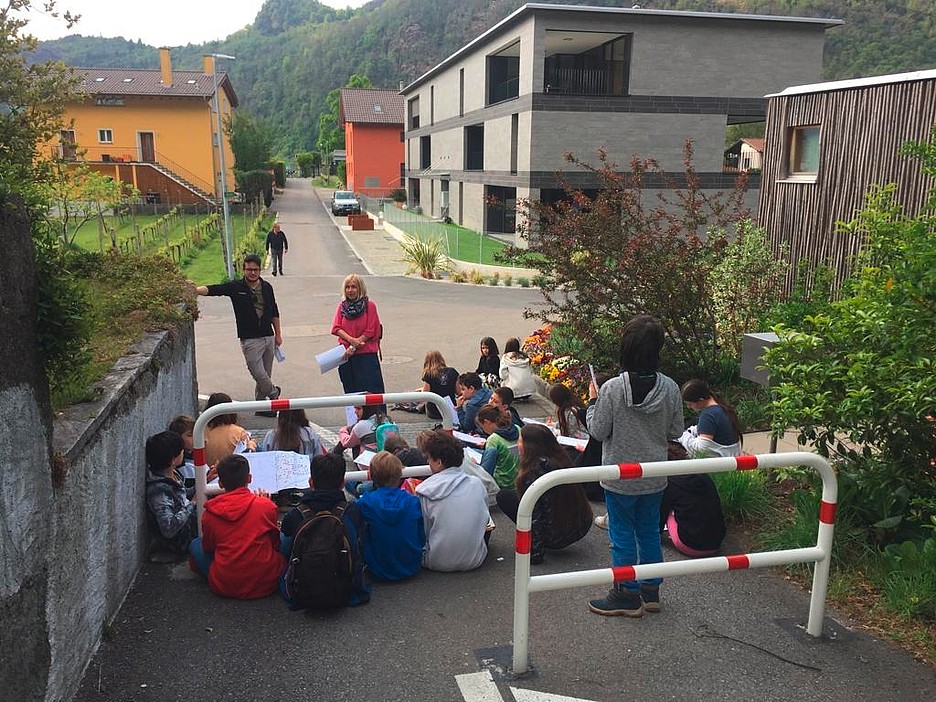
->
xmin=459 ymin=68 xmax=465 ymax=117
xmin=464 ymin=125 xmax=484 ymax=171
xmin=544 ymin=32 xmax=631 ymax=96
xmin=420 ymin=135 xmax=431 ymax=170
xmin=408 ymin=97 xmax=420 ymax=130
xmin=510 ymin=114 xmax=518 ymax=175
xmin=430 ymin=85 xmax=435 ymax=126
xmin=788 ymin=125 xmax=820 ymax=177
xmin=400 ymin=130 xmax=405 ymax=142
xmin=98 ymin=128 xmax=113 ymax=143
xmin=487 ymin=40 xmax=520 ymax=105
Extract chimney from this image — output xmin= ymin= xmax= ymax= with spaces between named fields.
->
xmin=203 ymin=54 xmax=216 ymax=75
xmin=159 ymin=47 xmax=172 ymax=85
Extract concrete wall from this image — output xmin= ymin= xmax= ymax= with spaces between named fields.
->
xmin=0 ymin=197 xmax=54 ymax=702
xmin=29 ymin=322 xmax=195 ymax=701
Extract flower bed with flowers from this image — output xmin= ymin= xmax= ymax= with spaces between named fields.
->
xmin=523 ymin=325 xmax=591 ymax=401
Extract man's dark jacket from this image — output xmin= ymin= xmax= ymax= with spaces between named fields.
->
xmin=205 ymin=278 xmax=279 ymax=340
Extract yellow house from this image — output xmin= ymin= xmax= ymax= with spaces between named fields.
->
xmin=55 ymin=48 xmax=238 ymax=205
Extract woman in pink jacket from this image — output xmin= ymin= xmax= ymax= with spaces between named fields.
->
xmin=331 ymin=274 xmax=385 ymax=396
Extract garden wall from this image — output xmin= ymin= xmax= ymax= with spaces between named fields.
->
xmin=44 ymin=322 xmax=197 ymax=701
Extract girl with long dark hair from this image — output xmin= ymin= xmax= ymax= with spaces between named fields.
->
xmin=496 ymin=424 xmax=592 ymax=564
xmin=261 ymin=409 xmax=324 ymax=456
xmin=678 ymin=379 xmax=742 ymax=457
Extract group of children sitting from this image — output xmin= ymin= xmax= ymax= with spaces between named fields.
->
xmin=143 ymin=340 xmax=740 ymax=609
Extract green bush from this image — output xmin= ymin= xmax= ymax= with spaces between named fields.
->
xmin=34 ymin=227 xmax=93 ymax=406
xmin=389 ymin=188 xmax=407 ymax=203
xmin=236 ymin=170 xmax=273 ymax=208
xmin=766 ymin=128 xmax=936 ymax=540
xmin=503 ymin=274 xmax=513 ymax=287
xmin=399 ymin=235 xmax=449 ymax=279
xmin=882 ymin=538 xmax=936 ymax=621
xmin=295 ymin=152 xmax=315 ymax=178
xmin=450 ymin=270 xmax=468 ymax=283
xmin=489 ymin=272 xmax=500 ymax=286
xmin=267 ymin=160 xmax=286 ymax=188
xmin=469 ymin=269 xmax=486 ymax=285
xmin=712 ymin=471 xmax=771 ymax=523
xmin=517 ymin=276 xmax=530 ymax=288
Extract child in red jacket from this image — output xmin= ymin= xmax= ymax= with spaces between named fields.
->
xmin=189 ymin=455 xmax=285 ymax=599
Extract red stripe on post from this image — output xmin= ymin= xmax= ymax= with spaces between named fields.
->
xmin=271 ymin=398 xmax=290 ymax=411
xmin=819 ymin=500 xmax=838 ymax=524
xmin=735 ymin=455 xmax=758 ymax=471
xmin=364 ymin=393 xmax=385 ymax=406
xmin=611 ymin=565 xmax=637 ymax=583
xmin=515 ymin=530 xmax=532 ymax=555
xmin=193 ymin=448 xmax=205 ymax=466
xmin=726 ymin=554 xmax=750 ymax=570
xmin=618 ymin=463 xmax=643 ymax=479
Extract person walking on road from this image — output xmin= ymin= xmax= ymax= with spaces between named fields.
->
xmin=265 ymin=222 xmax=288 ymax=276
xmin=196 ymin=254 xmax=283 ymax=413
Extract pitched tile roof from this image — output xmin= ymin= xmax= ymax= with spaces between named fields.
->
xmin=72 ymin=68 xmax=239 ymax=107
xmin=339 ymin=88 xmax=404 ymax=125
xmin=741 ymin=138 xmax=765 ymax=151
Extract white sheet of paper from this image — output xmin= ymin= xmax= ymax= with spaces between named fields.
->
xmin=274 ymin=345 xmax=286 ymax=363
xmin=521 ymin=417 xmax=550 ymax=427
xmin=452 ymin=430 xmax=487 ymax=447
xmin=354 ymin=449 xmax=376 ymax=467
xmin=443 ymin=396 xmax=459 ymax=425
xmin=556 ymin=435 xmax=589 ymax=451
xmin=233 ymin=440 xmax=248 ymax=454
xmin=316 ymin=344 xmax=347 ymax=374
xmin=345 ymin=405 xmax=358 ymax=427
xmin=213 ymin=451 xmax=311 ymax=493
xmin=465 ymin=447 xmax=484 ymax=464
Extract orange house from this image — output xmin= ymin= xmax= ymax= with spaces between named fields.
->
xmin=339 ymin=88 xmax=404 ymax=198
xmin=52 ymin=48 xmax=238 ymax=205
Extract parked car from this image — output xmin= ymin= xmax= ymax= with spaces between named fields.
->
xmin=331 ymin=190 xmax=361 ymax=216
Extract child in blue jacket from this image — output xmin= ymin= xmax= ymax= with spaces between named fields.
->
xmin=355 ymin=451 xmax=425 ymax=580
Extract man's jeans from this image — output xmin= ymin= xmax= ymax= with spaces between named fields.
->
xmin=240 ymin=335 xmax=275 ymax=400
xmin=270 ymin=249 xmax=284 ymax=275
xmin=605 ymin=489 xmax=664 ymax=593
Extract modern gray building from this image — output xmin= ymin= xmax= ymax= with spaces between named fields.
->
xmin=400 ymin=3 xmax=841 ymax=236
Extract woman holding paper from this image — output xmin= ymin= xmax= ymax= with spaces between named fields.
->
xmin=331 ymin=274 xmax=385 ymax=396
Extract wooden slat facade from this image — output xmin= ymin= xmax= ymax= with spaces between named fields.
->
xmin=758 ymin=75 xmax=936 ymax=294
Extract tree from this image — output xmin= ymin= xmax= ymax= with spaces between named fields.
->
xmin=765 ymin=126 xmax=936 ymax=538
xmin=0 ymin=0 xmax=81 ymax=203
xmin=501 ymin=142 xmax=751 ymax=380
xmin=228 ymin=111 xmax=274 ymax=173
xmin=315 ymin=73 xmax=373 ymax=170
xmin=42 ymin=160 xmax=137 ymax=247
xmin=295 ymin=151 xmax=316 ymax=177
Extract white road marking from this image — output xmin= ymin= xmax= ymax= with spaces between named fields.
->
xmin=456 ymin=671 xmax=600 ymax=702
xmin=510 ymin=687 xmax=598 ymax=702
xmin=456 ymin=671 xmax=505 ymax=702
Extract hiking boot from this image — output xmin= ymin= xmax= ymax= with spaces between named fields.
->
xmin=640 ymin=584 xmax=661 ymax=613
xmin=594 ymin=514 xmax=609 ymax=530
xmin=588 ymin=587 xmax=643 ymax=617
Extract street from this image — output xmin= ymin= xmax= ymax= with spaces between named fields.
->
xmin=73 ymin=181 xmax=936 ymax=702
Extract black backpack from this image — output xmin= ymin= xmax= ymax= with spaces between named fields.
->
xmin=285 ymin=504 xmax=353 ymax=609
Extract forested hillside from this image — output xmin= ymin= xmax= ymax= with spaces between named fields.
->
xmin=32 ymin=0 xmax=936 ymax=155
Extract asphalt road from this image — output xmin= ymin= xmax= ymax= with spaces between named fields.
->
xmin=72 ymin=181 xmax=936 ymax=702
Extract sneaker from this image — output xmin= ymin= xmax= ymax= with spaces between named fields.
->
xmin=268 ymin=385 xmax=282 ymax=400
xmin=640 ymin=585 xmax=661 ymax=613
xmin=588 ymin=588 xmax=643 ymax=617
xmin=594 ymin=514 xmax=609 ymax=530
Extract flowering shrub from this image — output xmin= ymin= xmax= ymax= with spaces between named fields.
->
xmin=523 ymin=325 xmax=591 ymax=400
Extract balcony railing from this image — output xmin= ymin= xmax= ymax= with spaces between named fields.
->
xmin=544 ymin=67 xmax=612 ymax=95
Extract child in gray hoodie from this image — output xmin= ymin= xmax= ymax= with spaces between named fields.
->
xmin=415 ymin=431 xmax=490 ymax=572
xmin=585 ymin=315 xmax=684 ymax=618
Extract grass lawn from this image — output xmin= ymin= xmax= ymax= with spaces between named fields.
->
xmin=181 ymin=213 xmax=275 ymax=284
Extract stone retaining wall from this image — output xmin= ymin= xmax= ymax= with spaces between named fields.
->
xmin=44 ymin=322 xmax=197 ymax=701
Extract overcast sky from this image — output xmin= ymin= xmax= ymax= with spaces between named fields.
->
xmin=22 ymin=0 xmax=371 ymax=47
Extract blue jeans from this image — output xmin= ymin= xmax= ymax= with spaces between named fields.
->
xmin=188 ymin=537 xmax=213 ymax=577
xmin=605 ymin=489 xmax=664 ymax=593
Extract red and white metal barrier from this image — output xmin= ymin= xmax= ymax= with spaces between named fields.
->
xmin=192 ymin=391 xmax=451 ymax=529
xmin=511 ymin=452 xmax=837 ymax=675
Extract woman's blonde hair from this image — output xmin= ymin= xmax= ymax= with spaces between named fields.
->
xmin=369 ymin=450 xmax=404 ymax=488
xmin=341 ymin=273 xmax=367 ymax=299
xmin=422 ymin=350 xmax=447 ymax=378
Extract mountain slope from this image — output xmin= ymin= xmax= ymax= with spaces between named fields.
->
xmin=33 ymin=0 xmax=936 ymax=154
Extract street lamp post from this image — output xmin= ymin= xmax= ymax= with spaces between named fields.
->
xmin=211 ymin=53 xmax=236 ymax=280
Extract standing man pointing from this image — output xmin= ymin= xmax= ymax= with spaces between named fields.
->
xmin=196 ymin=254 xmax=282 ymax=414
xmin=265 ymin=222 xmax=288 ymax=276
